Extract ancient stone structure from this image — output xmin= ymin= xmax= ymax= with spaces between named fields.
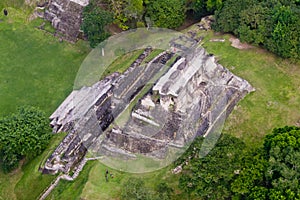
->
xmin=36 ymin=0 xmax=89 ymax=41
xmin=42 ymin=32 xmax=254 ymax=175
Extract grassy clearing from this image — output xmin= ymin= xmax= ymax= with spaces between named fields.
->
xmin=0 ymin=9 xmax=90 ymax=116
xmin=0 ymin=0 xmax=25 ymax=10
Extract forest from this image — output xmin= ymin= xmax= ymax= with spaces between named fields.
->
xmin=82 ymin=0 xmax=300 ymax=59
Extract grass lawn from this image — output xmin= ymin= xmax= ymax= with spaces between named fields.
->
xmin=0 ymin=8 xmax=90 ymax=116
xmin=0 ymin=7 xmax=90 ymax=200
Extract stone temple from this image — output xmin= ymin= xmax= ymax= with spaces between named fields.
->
xmin=37 ymin=0 xmax=89 ymax=41
xmin=41 ymin=32 xmax=254 ymax=174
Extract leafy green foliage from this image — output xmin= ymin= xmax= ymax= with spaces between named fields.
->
xmin=206 ymin=0 xmax=224 ymax=11
xmin=213 ymin=0 xmax=300 ymax=59
xmin=186 ymin=0 xmax=225 ymax=19
xmin=108 ymin=0 xmax=145 ymax=30
xmin=0 ymin=106 xmax=52 ymax=172
xmin=231 ymin=149 xmax=268 ymax=199
xmin=121 ymin=177 xmax=175 ymax=200
xmin=186 ymin=0 xmax=209 ymax=19
xmin=81 ymin=3 xmax=113 ymax=48
xmin=233 ymin=126 xmax=300 ymax=199
xmin=178 ymin=127 xmax=300 ymax=199
xmin=179 ymin=134 xmax=246 ymax=199
xmin=145 ymin=0 xmax=186 ymax=29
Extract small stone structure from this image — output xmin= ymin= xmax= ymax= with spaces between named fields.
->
xmin=42 ymin=32 xmax=254 ymax=175
xmin=36 ymin=0 xmax=89 ymax=41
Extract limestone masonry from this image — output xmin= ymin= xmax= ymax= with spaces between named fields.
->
xmin=41 ymin=30 xmax=254 ymax=175
xmin=37 ymin=0 xmax=89 ymax=41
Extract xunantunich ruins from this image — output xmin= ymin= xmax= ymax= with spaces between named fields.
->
xmin=41 ymin=27 xmax=254 ymax=175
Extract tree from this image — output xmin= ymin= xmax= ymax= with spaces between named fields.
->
xmin=178 ymin=134 xmax=246 ymax=199
xmin=109 ymin=0 xmax=145 ymax=30
xmin=145 ymin=0 xmax=186 ymax=29
xmin=206 ymin=0 xmax=224 ymax=11
xmin=213 ymin=0 xmax=250 ymax=34
xmin=124 ymin=0 xmax=144 ymax=21
xmin=266 ymin=5 xmax=300 ymax=59
xmin=0 ymin=106 xmax=52 ymax=172
xmin=231 ymin=148 xmax=268 ymax=199
xmin=237 ymin=3 xmax=269 ymax=45
xmin=213 ymin=0 xmax=300 ymax=59
xmin=186 ymin=0 xmax=209 ymax=19
xmin=232 ymin=126 xmax=300 ymax=199
xmin=81 ymin=3 xmax=114 ymax=48
xmin=263 ymin=126 xmax=300 ymax=198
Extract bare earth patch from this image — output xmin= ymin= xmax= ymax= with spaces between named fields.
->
xmin=229 ymin=37 xmax=253 ymax=50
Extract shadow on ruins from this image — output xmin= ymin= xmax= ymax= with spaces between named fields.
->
xmin=40 ymin=26 xmax=254 ymax=175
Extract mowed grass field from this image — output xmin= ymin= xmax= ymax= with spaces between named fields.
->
xmin=0 ymin=8 xmax=90 ymax=116
xmin=0 ymin=8 xmax=90 ymax=200
xmin=0 ymin=7 xmax=299 ymax=200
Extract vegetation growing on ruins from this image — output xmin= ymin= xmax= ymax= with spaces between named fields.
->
xmin=45 ymin=28 xmax=300 ymax=199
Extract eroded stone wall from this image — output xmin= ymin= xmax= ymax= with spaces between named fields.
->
xmin=40 ymin=0 xmax=88 ymax=41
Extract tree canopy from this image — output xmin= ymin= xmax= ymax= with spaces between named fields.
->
xmin=213 ymin=0 xmax=300 ymax=59
xmin=0 ymin=106 xmax=52 ymax=172
xmin=178 ymin=134 xmax=246 ymax=199
xmin=81 ymin=2 xmax=114 ymax=48
xmin=145 ymin=0 xmax=186 ymax=29
xmin=178 ymin=127 xmax=300 ymax=199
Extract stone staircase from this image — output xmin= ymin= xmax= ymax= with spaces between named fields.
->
xmin=38 ymin=157 xmax=90 ymax=200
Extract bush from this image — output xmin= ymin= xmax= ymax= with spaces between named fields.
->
xmin=0 ymin=106 xmax=52 ymax=172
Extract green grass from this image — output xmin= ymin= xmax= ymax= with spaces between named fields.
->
xmin=49 ymin=161 xmax=188 ymax=200
xmin=0 ymin=0 xmax=25 ymax=10
xmin=0 ymin=9 xmax=90 ymax=116
xmin=45 ymin=161 xmax=96 ymax=200
xmin=100 ymin=49 xmax=144 ymax=79
xmin=0 ymin=7 xmax=90 ymax=200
